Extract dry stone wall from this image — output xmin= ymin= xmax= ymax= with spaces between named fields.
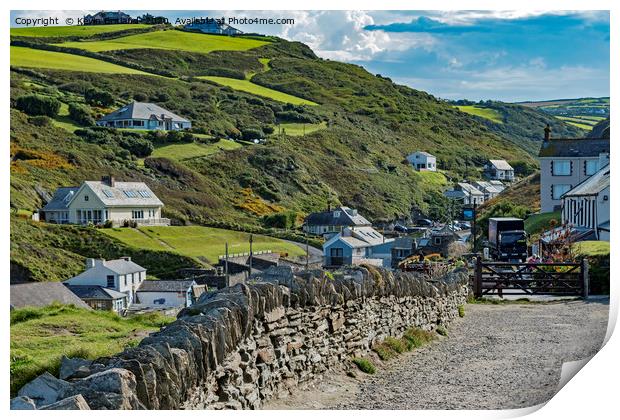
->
xmin=14 ymin=267 xmax=469 ymax=410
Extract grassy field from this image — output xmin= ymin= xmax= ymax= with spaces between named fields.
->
xmin=102 ymin=226 xmax=306 ymax=264
xmin=10 ymin=24 xmax=153 ymax=38
xmin=412 ymin=170 xmax=448 ymax=188
xmin=572 ymin=241 xmax=610 ymax=257
xmin=10 ymin=304 xmax=173 ymax=395
xmin=10 ymin=46 xmax=152 ymax=75
xmin=151 ymin=139 xmax=241 ymax=160
xmin=199 ymin=76 xmax=318 ymax=106
xmin=525 ymin=211 xmax=561 ymax=235
xmin=276 ymin=122 xmax=327 ymax=136
xmin=556 ymin=116 xmax=596 ymax=130
xmin=50 ymin=102 xmax=81 ymax=133
xmin=56 ymin=30 xmax=270 ymax=54
xmin=455 ymin=105 xmax=503 ymax=124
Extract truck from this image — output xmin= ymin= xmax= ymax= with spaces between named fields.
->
xmin=488 ymin=217 xmax=528 ymax=262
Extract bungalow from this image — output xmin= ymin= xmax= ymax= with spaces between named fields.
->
xmin=561 ymin=164 xmax=610 ymax=241
xmin=41 ymin=176 xmax=169 ymax=227
xmin=484 ymin=160 xmax=515 ymax=182
xmin=83 ymin=11 xmax=132 ymax=25
xmin=323 ymin=226 xmax=395 ymax=268
xmin=406 ymin=151 xmax=437 ymax=172
xmin=64 ymin=285 xmax=128 ymax=313
xmin=444 ymin=183 xmax=485 ymax=206
xmin=471 ymin=181 xmax=504 ymax=201
xmin=136 ymin=280 xmax=197 ymax=308
xmin=64 ymin=257 xmax=146 ymax=306
xmin=183 ymin=19 xmax=243 ymax=35
xmin=97 ymin=101 xmax=191 ymax=131
xmin=303 ymin=206 xmax=372 ymax=237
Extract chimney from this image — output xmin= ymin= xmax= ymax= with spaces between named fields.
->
xmin=101 ymin=175 xmax=115 ymax=187
xmin=544 ymin=124 xmax=551 ymax=142
xmin=86 ymin=258 xmax=95 ymax=269
xmin=121 ymin=256 xmax=132 ymax=262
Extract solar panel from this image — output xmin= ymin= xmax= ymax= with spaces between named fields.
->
xmin=102 ymin=189 xmax=114 ymax=198
xmin=123 ymin=190 xmax=137 ymax=198
xmin=138 ymin=190 xmax=151 ymax=198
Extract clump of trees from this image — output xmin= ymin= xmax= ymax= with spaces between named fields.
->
xmin=75 ymin=127 xmax=154 ymax=158
xmin=68 ymin=103 xmax=95 ymax=126
xmin=15 ymin=95 xmax=60 ymax=117
xmin=85 ymin=88 xmax=114 ymax=107
xmin=261 ymin=211 xmax=298 ymax=229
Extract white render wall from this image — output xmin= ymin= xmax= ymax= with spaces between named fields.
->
xmin=136 ymin=291 xmax=190 ymax=307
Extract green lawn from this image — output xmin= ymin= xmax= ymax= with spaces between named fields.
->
xmin=10 ymin=46 xmax=152 ymax=75
xmin=199 ymin=76 xmax=318 ymax=106
xmin=413 ymin=170 xmax=448 ymax=187
xmin=525 ymin=211 xmax=561 ymax=235
xmin=573 ymin=241 xmax=610 ymax=257
xmin=56 ymin=31 xmax=270 ymax=54
xmin=10 ymin=24 xmax=153 ymax=38
xmin=276 ymin=122 xmax=327 ymax=136
xmin=50 ymin=102 xmax=81 ymax=133
xmin=455 ymin=105 xmax=503 ymax=124
xmin=151 ymin=139 xmax=241 ymax=160
xmin=10 ymin=304 xmax=172 ymax=395
xmin=102 ymin=226 xmax=306 ymax=264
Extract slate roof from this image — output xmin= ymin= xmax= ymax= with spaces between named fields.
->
xmin=102 ymin=258 xmax=147 ymax=275
xmin=99 ymin=102 xmax=190 ymax=123
xmin=65 ymin=285 xmax=127 ymax=300
xmin=563 ymin=165 xmax=610 ymax=197
xmin=488 ymin=160 xmax=513 ymax=171
xmin=41 ymin=187 xmax=80 ymax=211
xmin=138 ymin=280 xmax=196 ymax=292
xmin=305 ymin=206 xmax=371 ymax=227
xmin=538 ymin=138 xmax=610 ymax=158
xmin=10 ymin=282 xmax=91 ymax=310
xmin=472 ymin=181 xmax=503 ymax=194
xmin=83 ymin=181 xmax=163 ymax=207
xmin=456 ymin=183 xmax=484 ymax=196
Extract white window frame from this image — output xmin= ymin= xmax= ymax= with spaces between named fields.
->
xmin=552 ymin=160 xmax=571 ymax=176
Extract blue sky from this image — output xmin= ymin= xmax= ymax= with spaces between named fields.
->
xmin=10 ymin=10 xmax=610 ymax=101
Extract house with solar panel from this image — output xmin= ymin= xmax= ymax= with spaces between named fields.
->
xmin=41 ymin=175 xmax=169 ymax=226
xmin=97 ymin=101 xmax=191 ymax=131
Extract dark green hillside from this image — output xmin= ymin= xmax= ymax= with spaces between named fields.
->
xmin=453 ymin=101 xmax=585 ymax=154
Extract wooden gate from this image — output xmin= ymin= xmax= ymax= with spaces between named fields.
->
xmin=473 ymin=257 xmax=589 ymax=298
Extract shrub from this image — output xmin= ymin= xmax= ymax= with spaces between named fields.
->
xmin=68 ymin=103 xmax=95 ymax=126
xmin=403 ymin=328 xmax=435 ymax=348
xmin=28 ymin=115 xmax=51 ymax=127
xmin=352 ymin=358 xmax=376 ymax=374
xmin=384 ymin=337 xmax=407 ymax=354
xmin=85 ymin=88 xmax=114 ymax=107
xmin=373 ymin=343 xmax=397 ymax=361
xmin=241 ymin=127 xmax=264 ymax=141
xmin=458 ymin=305 xmax=465 ymax=318
xmin=15 ymin=94 xmax=61 ymax=117
xmin=436 ymin=325 xmax=448 ymax=336
xmin=133 ymin=92 xmax=148 ymax=102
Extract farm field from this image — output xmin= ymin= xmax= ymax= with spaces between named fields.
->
xmin=455 ymin=105 xmax=503 ymax=123
xmin=10 ymin=24 xmax=153 ymax=38
xmin=555 ymin=116 xmax=599 ymax=130
xmin=199 ymin=76 xmax=318 ymax=105
xmin=102 ymin=225 xmax=306 ymax=264
xmin=276 ymin=122 xmax=327 ymax=136
xmin=151 ymin=139 xmax=241 ymax=160
xmin=55 ymin=30 xmax=270 ymax=54
xmin=10 ymin=46 xmax=152 ymax=75
xmin=10 ymin=304 xmax=173 ymax=395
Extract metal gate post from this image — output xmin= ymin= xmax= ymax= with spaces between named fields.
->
xmin=475 ymin=256 xmax=482 ymax=298
xmin=581 ymin=258 xmax=589 ymax=298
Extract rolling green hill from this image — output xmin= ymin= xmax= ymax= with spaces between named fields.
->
xmin=10 ymin=24 xmax=153 ymax=38
xmin=10 ymin=26 xmax=540 ymax=281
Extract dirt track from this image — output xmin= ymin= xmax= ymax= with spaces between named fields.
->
xmin=264 ymin=298 xmax=609 ymax=410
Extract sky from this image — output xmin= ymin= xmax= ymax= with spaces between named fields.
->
xmin=10 ymin=10 xmax=611 ymax=102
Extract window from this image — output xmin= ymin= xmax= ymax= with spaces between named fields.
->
xmin=585 ymin=160 xmax=599 ymax=176
xmin=552 ymin=184 xmax=572 ymax=200
xmin=106 ymin=275 xmax=115 ymax=288
xmin=132 ymin=210 xmax=144 ymax=219
xmin=330 ymin=248 xmax=344 ymax=257
xmin=138 ymin=190 xmax=151 ymax=198
xmin=552 ymin=160 xmax=571 ymax=176
xmin=434 ymin=237 xmax=442 ymax=245
xmin=84 ymin=195 xmax=89 ymax=202
xmin=102 ymin=189 xmax=114 ymax=198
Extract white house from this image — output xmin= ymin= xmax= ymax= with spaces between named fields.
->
xmin=561 ymin=164 xmax=610 ymax=241
xmin=136 ymin=280 xmax=197 ymax=308
xmin=323 ymin=226 xmax=395 ymax=268
xmin=41 ymin=176 xmax=169 ymax=226
xmin=407 ymin=151 xmax=437 ymax=172
xmin=484 ymin=160 xmax=515 ymax=182
xmin=444 ymin=182 xmax=485 ymax=205
xmin=97 ymin=101 xmax=191 ymax=131
xmin=64 ymin=257 xmax=146 ymax=307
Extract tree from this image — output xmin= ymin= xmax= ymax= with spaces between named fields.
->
xmin=68 ymin=103 xmax=95 ymax=126
xmin=85 ymin=88 xmax=114 ymax=107
xmin=15 ymin=95 xmax=60 ymax=117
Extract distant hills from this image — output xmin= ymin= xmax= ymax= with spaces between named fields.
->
xmin=515 ymin=97 xmax=609 ymax=131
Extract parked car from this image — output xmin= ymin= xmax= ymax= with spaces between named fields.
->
xmin=394 ymin=224 xmax=409 ymax=233
xmin=415 ymin=218 xmax=433 ymax=227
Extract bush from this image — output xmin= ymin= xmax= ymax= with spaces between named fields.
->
xmin=403 ymin=328 xmax=435 ymax=348
xmin=458 ymin=305 xmax=465 ymax=318
xmin=15 ymin=94 xmax=61 ymax=117
xmin=373 ymin=343 xmax=397 ymax=361
xmin=27 ymin=115 xmax=51 ymax=127
xmin=133 ymin=92 xmax=148 ymax=102
xmin=352 ymin=358 xmax=376 ymax=374
xmin=68 ymin=103 xmax=95 ymax=126
xmin=85 ymin=88 xmax=114 ymax=106
xmin=384 ymin=337 xmax=407 ymax=354
xmin=261 ymin=211 xmax=297 ymax=229
xmin=241 ymin=127 xmax=264 ymax=141
xmin=436 ymin=325 xmax=448 ymax=336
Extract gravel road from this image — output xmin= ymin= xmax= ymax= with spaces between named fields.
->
xmin=264 ymin=298 xmax=609 ymax=410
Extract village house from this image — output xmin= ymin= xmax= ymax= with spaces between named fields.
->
xmin=323 ymin=226 xmax=395 ymax=268
xmin=471 ymin=180 xmax=504 ymax=201
xmin=444 ymin=182 xmax=485 ymax=205
xmin=136 ymin=280 xmax=197 ymax=308
xmin=83 ymin=11 xmax=132 ymax=25
xmin=538 ymin=125 xmax=610 ymax=212
xmin=484 ymin=160 xmax=515 ymax=182
xmin=41 ymin=176 xmax=169 ymax=227
xmin=183 ymin=19 xmax=243 ymax=35
xmin=97 ymin=101 xmax=191 ymax=131
xmin=64 ymin=285 xmax=128 ymax=313
xmin=303 ymin=206 xmax=372 ymax=237
xmin=406 ymin=151 xmax=437 ymax=172
xmin=64 ymin=257 xmax=146 ymax=309
xmin=561 ymin=164 xmax=610 ymax=241
xmin=10 ymin=282 xmax=91 ymax=310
